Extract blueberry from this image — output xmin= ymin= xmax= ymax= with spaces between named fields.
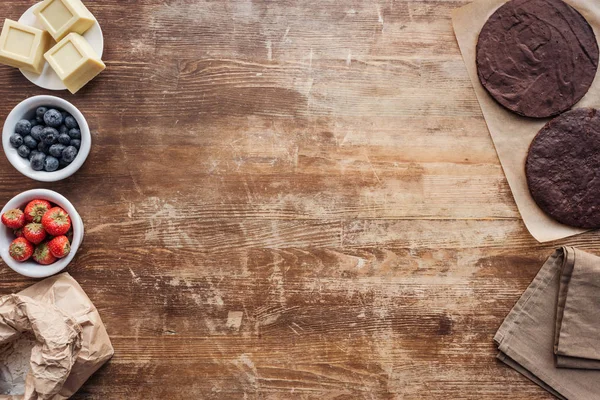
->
xmin=68 ymin=128 xmax=81 ymax=139
xmin=23 ymin=135 xmax=37 ymax=149
xmin=44 ymin=156 xmax=59 ymax=172
xmin=62 ymin=146 xmax=78 ymax=163
xmin=69 ymin=139 xmax=81 ymax=149
xmin=9 ymin=134 xmax=23 ymax=148
xmin=37 ymin=142 xmax=50 ymax=153
xmin=15 ymin=119 xmax=31 ymax=135
xmin=49 ymin=144 xmax=66 ymax=158
xmin=35 ymin=107 xmax=48 ymax=120
xmin=61 ymin=110 xmax=68 ymax=119
xmin=43 ymin=109 xmax=63 ymax=128
xmin=58 ymin=133 xmax=71 ymax=145
xmin=28 ymin=150 xmax=40 ymax=161
xmin=17 ymin=145 xmax=30 ymax=158
xmin=30 ymin=152 xmax=46 ymax=171
xmin=59 ymin=157 xmax=70 ymax=168
xmin=64 ymin=115 xmax=78 ymax=129
xmin=59 ymin=125 xmax=68 ymax=135
xmin=41 ymin=127 xmax=59 ymax=145
xmin=29 ymin=119 xmax=39 ymax=127
xmin=30 ymin=125 xmax=44 ymax=141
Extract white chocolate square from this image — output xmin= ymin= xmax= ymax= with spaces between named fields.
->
xmin=34 ymin=0 xmax=95 ymax=41
xmin=0 ymin=19 xmax=52 ymax=74
xmin=45 ymin=33 xmax=105 ymax=94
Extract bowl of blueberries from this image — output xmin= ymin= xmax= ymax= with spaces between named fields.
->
xmin=2 ymin=95 xmax=91 ymax=182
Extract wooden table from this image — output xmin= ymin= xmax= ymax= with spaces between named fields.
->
xmin=1 ymin=0 xmax=589 ymax=398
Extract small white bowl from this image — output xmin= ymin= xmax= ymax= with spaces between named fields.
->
xmin=2 ymin=95 xmax=91 ymax=182
xmin=0 ymin=189 xmax=84 ymax=278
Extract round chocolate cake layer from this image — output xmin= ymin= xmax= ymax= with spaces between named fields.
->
xmin=527 ymin=108 xmax=600 ymax=228
xmin=477 ymin=0 xmax=599 ymax=118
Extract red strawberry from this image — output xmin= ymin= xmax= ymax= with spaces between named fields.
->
xmin=41 ymin=207 xmax=71 ymax=236
xmin=23 ymin=223 xmax=47 ymax=244
xmin=24 ymin=200 xmax=51 ymax=223
xmin=48 ymin=236 xmax=71 ymax=258
xmin=13 ymin=228 xmax=24 ymax=238
xmin=2 ymin=209 xmax=25 ymax=229
xmin=9 ymin=238 xmax=34 ymax=262
xmin=32 ymin=242 xmax=57 ymax=265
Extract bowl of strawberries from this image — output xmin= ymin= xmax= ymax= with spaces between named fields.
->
xmin=0 ymin=189 xmax=83 ymax=278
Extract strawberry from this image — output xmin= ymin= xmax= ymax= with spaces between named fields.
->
xmin=41 ymin=207 xmax=71 ymax=236
xmin=32 ymin=242 xmax=57 ymax=265
xmin=13 ymin=228 xmax=24 ymax=238
xmin=24 ymin=199 xmax=51 ymax=223
xmin=23 ymin=223 xmax=47 ymax=244
xmin=48 ymin=236 xmax=70 ymax=258
xmin=2 ymin=209 xmax=25 ymax=229
xmin=9 ymin=238 xmax=34 ymax=262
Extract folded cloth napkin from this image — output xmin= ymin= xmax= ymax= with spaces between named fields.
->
xmin=495 ymin=247 xmax=600 ymax=399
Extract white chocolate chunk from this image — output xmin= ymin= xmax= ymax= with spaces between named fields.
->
xmin=34 ymin=0 xmax=95 ymax=41
xmin=0 ymin=19 xmax=52 ymax=74
xmin=42 ymin=0 xmax=73 ymax=31
xmin=45 ymin=32 xmax=105 ymax=94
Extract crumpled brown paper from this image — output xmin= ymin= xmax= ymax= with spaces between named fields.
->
xmin=452 ymin=0 xmax=600 ymax=242
xmin=0 ymin=273 xmax=114 ymax=399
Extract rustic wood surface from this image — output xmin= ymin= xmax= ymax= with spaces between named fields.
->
xmin=0 ymin=0 xmax=592 ymax=398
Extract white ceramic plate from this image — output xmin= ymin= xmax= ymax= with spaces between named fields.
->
xmin=18 ymin=2 xmax=104 ymax=91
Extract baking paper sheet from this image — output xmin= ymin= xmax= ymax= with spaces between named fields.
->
xmin=452 ymin=0 xmax=600 ymax=242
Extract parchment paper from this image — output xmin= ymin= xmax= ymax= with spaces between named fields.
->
xmin=0 ymin=273 xmax=114 ymax=400
xmin=452 ymin=0 xmax=600 ymax=242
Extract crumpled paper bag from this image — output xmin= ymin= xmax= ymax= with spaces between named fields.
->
xmin=0 ymin=273 xmax=114 ymax=399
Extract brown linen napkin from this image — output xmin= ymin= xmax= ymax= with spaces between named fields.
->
xmin=495 ymin=247 xmax=600 ymax=399
xmin=554 ymin=248 xmax=600 ymax=369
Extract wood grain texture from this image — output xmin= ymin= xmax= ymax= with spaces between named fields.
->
xmin=0 ymin=0 xmax=586 ymax=398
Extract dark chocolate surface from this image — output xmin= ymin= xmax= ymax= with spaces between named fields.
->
xmin=477 ymin=0 xmax=599 ymax=118
xmin=526 ymin=108 xmax=600 ymax=228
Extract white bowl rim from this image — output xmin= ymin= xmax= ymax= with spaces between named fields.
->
xmin=2 ymin=95 xmax=91 ymax=182
xmin=0 ymin=189 xmax=84 ymax=278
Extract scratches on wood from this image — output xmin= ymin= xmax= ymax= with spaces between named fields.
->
xmin=0 ymin=0 xmax=561 ymax=399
